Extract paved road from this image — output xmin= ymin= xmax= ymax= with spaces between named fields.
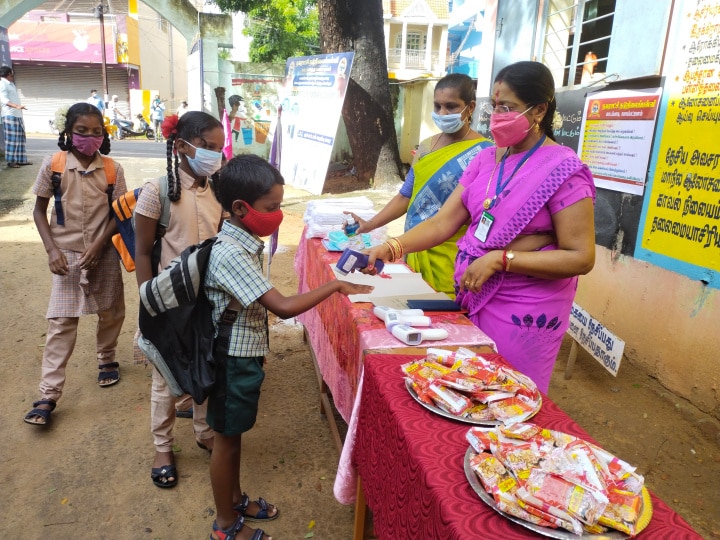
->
xmin=27 ymin=135 xmax=168 ymax=160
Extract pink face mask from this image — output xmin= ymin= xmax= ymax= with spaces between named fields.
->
xmin=72 ymin=133 xmax=104 ymax=156
xmin=489 ymin=106 xmax=534 ymax=147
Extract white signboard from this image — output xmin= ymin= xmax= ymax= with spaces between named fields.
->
xmin=577 ymin=88 xmax=662 ymax=195
xmin=567 ymin=302 xmax=625 ymax=376
xmin=279 ymin=52 xmax=354 ymax=195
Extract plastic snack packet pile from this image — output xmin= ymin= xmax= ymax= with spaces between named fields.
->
xmin=401 ymin=347 xmax=542 ymax=424
xmin=466 ymin=422 xmax=650 ymax=536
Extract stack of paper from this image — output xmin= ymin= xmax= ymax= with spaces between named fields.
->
xmin=304 ymin=197 xmax=377 ymax=238
xmin=331 ymin=263 xmax=449 ymax=303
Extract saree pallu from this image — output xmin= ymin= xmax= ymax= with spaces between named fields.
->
xmin=454 ymin=145 xmax=595 ymax=392
xmin=405 ymin=138 xmax=491 ymax=296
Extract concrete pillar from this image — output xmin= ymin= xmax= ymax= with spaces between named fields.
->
xmin=401 ymin=21 xmax=408 ymax=70
xmin=425 ymin=23 xmax=434 ymax=71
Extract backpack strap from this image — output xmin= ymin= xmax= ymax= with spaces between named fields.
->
xmin=156 ymin=175 xmax=171 ymax=230
xmin=102 ymin=156 xmax=116 ymax=211
xmin=50 ymin=151 xmax=67 ymax=226
xmin=49 ymin=151 xmax=117 ymax=226
xmin=215 ymin=234 xmax=253 ymax=345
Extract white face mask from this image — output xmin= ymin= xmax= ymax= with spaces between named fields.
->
xmin=431 ymin=105 xmax=468 ymax=134
xmin=182 ymin=140 xmax=223 ymax=177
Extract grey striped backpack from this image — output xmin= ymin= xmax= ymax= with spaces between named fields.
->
xmin=138 ymin=234 xmax=241 ymax=403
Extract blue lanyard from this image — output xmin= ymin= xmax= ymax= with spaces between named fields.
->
xmin=489 ymin=135 xmax=546 ymax=210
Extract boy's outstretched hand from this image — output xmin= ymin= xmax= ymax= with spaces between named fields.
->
xmin=337 ymin=281 xmax=374 ymax=296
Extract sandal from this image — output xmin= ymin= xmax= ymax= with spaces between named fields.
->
xmin=151 ymin=463 xmax=178 ymax=488
xmin=210 ymin=515 xmax=269 ymax=540
xmin=234 ymin=493 xmax=279 ymax=522
xmin=196 ymin=438 xmax=213 ymax=454
xmin=98 ymin=361 xmax=120 ymax=387
xmin=176 ymin=407 xmax=194 ymax=418
xmin=7 ymin=163 xmax=20 ymax=168
xmin=23 ymin=399 xmax=56 ymax=425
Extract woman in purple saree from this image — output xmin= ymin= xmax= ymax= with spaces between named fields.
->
xmin=366 ymin=62 xmax=596 ymax=393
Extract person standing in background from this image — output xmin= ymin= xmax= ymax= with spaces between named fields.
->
xmin=87 ymin=89 xmax=105 ymax=114
xmin=0 ymin=66 xmax=31 ymax=168
xmin=176 ymin=101 xmax=189 ymax=118
xmin=107 ymin=95 xmax=126 ymax=140
xmin=150 ymin=94 xmax=165 ymax=142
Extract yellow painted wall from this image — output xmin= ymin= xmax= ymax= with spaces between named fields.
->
xmin=575 ymin=247 xmax=719 ymax=417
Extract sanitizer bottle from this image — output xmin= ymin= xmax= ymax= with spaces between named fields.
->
xmin=344 ymin=216 xmax=360 ymax=237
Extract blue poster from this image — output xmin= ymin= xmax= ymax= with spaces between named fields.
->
xmin=279 ymin=52 xmax=354 ymax=195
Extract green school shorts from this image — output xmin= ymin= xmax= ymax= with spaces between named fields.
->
xmin=207 ymin=355 xmax=265 ymax=436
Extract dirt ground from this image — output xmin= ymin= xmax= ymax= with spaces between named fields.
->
xmin=1 ymin=147 xmax=718 ymax=539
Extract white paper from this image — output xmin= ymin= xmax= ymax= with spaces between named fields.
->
xmin=331 ymin=265 xmax=437 ymax=302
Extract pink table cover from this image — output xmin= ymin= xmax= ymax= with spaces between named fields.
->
xmin=353 ymin=353 xmax=703 ymax=540
xmin=294 ymin=228 xmax=496 ymax=422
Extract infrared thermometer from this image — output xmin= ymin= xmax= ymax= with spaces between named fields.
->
xmin=373 ymin=306 xmax=431 ymax=327
xmin=389 ymin=324 xmax=449 ymax=346
xmin=335 ymin=248 xmax=384 ymax=275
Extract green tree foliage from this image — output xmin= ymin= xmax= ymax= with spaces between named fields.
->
xmin=211 ymin=0 xmax=319 ymax=63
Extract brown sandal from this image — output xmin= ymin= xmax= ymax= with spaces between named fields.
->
xmin=7 ymin=163 xmax=20 ymax=168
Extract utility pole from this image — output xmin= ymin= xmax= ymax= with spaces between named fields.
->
xmin=94 ymin=3 xmax=110 ymax=106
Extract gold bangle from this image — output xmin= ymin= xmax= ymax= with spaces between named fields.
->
xmin=384 ymin=240 xmax=397 ymax=262
xmin=386 ymin=237 xmax=404 ymax=262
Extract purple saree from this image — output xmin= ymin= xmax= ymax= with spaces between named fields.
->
xmin=454 ymin=145 xmax=595 ymax=392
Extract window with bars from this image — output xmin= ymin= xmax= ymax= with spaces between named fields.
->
xmin=537 ymin=0 xmax=615 ymax=87
xmin=394 ymin=31 xmax=427 ymax=50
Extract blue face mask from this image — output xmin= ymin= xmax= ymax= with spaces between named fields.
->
xmin=431 ymin=105 xmax=468 ymax=134
xmin=182 ymin=140 xmax=222 ymax=177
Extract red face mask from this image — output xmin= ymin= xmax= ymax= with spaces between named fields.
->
xmin=239 ymin=200 xmax=283 ymax=237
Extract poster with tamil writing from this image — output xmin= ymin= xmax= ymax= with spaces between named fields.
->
xmin=577 ymin=88 xmax=662 ymax=195
xmin=279 ymin=52 xmax=354 ymax=195
xmin=637 ymin=0 xmax=720 ymax=283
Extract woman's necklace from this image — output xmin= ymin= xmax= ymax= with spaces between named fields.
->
xmin=482 ymin=135 xmax=547 ymax=210
xmin=429 ymin=123 xmax=472 ymax=153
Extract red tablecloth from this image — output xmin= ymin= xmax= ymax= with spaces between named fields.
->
xmin=353 ymin=353 xmax=702 ymax=540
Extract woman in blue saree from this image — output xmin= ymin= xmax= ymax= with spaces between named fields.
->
xmin=346 ymin=74 xmax=492 ymax=296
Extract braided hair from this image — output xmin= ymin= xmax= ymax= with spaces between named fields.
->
xmin=57 ymin=102 xmax=112 ymax=154
xmin=494 ymin=61 xmax=558 ymax=141
xmin=162 ymin=111 xmax=223 ymax=202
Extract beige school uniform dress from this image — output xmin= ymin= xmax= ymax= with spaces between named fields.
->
xmin=31 ymin=152 xmax=127 ymax=401
xmin=134 ymin=169 xmax=224 ymax=452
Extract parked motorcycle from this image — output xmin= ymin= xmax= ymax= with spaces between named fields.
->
xmin=115 ymin=115 xmax=154 ymax=140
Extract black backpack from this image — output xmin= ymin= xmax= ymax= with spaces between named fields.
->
xmin=137 ymin=235 xmax=241 ymax=403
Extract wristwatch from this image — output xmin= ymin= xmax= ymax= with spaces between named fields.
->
xmin=504 ymin=250 xmax=515 ymax=272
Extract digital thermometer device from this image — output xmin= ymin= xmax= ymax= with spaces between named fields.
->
xmin=373 ymin=306 xmax=431 ymax=327
xmin=390 ymin=324 xmax=449 ymax=346
xmin=335 ymin=248 xmax=384 ymax=275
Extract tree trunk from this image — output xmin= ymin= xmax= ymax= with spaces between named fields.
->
xmin=318 ymin=0 xmax=403 ymax=189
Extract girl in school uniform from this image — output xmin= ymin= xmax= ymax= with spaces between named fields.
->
xmin=25 ymin=102 xmax=127 ymax=425
xmin=134 ymin=111 xmax=225 ymax=489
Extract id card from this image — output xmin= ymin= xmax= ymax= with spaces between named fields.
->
xmin=474 ymin=211 xmax=494 ymax=243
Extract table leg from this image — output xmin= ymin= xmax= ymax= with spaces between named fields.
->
xmin=565 ymin=339 xmax=578 ymax=379
xmin=304 ymin=327 xmax=344 ymax=454
xmin=353 ymin=475 xmax=367 ymax=540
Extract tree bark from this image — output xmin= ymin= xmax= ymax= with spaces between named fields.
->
xmin=318 ymin=0 xmax=403 ymax=189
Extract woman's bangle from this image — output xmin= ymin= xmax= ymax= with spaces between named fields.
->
xmin=384 ymin=237 xmax=404 ymax=262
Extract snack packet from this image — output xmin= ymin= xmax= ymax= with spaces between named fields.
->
xmin=426 ymin=382 xmax=473 ymax=416
xmin=523 ymin=469 xmax=608 ymax=524
xmin=597 ymin=488 xmax=643 ymax=535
